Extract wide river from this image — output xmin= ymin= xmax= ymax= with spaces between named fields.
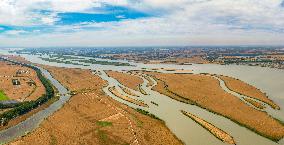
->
xmin=0 ymin=49 xmax=284 ymax=145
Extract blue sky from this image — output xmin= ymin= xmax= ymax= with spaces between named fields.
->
xmin=0 ymin=0 xmax=284 ymax=47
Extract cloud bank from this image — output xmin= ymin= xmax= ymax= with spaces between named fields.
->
xmin=0 ymin=0 xmax=284 ymax=47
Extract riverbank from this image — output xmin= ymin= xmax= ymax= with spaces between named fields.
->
xmin=146 ymin=72 xmax=284 ymax=141
xmin=106 ymin=71 xmax=143 ymax=91
xmin=0 ymin=57 xmax=56 ymax=131
xmin=11 ymin=66 xmax=183 ymax=145
xmin=217 ymin=75 xmax=280 ymax=110
xmin=108 ymin=86 xmax=148 ymax=107
xmin=118 ymin=85 xmax=139 ymax=97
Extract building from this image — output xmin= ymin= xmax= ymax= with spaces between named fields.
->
xmin=12 ymin=79 xmax=21 ymax=85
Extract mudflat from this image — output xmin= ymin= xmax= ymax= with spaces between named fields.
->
xmin=147 ymin=72 xmax=284 ymax=141
xmin=11 ymin=66 xmax=182 ymax=145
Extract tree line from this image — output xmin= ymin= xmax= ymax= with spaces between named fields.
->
xmin=0 ymin=57 xmax=54 ymax=126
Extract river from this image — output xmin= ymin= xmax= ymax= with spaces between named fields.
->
xmin=0 ymin=49 xmax=284 ymax=145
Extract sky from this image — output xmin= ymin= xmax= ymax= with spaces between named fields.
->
xmin=0 ymin=0 xmax=284 ymax=47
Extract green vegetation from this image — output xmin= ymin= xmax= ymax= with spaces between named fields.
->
xmin=98 ymin=130 xmax=108 ymax=142
xmin=40 ymin=56 xmax=131 ymax=66
xmin=0 ymin=58 xmax=55 ymax=126
xmin=76 ymin=59 xmax=131 ymax=66
xmin=138 ymin=84 xmax=148 ymax=95
xmin=49 ymin=54 xmax=85 ymax=60
xmin=39 ymin=57 xmax=88 ymax=66
xmin=0 ymin=90 xmax=9 ymax=101
xmin=0 ymin=103 xmax=22 ymax=109
xmin=135 ymin=108 xmax=162 ymax=121
xmin=131 ymin=114 xmax=143 ymax=127
xmin=150 ymin=101 xmax=159 ymax=106
xmin=96 ymin=121 xmax=113 ymax=127
xmin=50 ymin=134 xmax=57 ymax=145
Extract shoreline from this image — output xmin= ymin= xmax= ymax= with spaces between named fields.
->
xmin=147 ymin=72 xmax=284 ymax=142
xmin=108 ymin=86 xmax=148 ymax=107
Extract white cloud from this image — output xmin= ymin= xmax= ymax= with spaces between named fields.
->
xmin=0 ymin=0 xmax=129 ymax=26
xmin=0 ymin=0 xmax=284 ymax=46
xmin=4 ymin=30 xmax=27 ymax=35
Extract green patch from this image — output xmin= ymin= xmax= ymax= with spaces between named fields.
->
xmin=98 ymin=130 xmax=108 ymax=142
xmin=49 ymin=134 xmax=57 ymax=145
xmin=138 ymin=85 xmax=148 ymax=95
xmin=130 ymin=114 xmax=143 ymax=128
xmin=0 ymin=90 xmax=9 ymax=101
xmin=96 ymin=121 xmax=113 ymax=127
xmin=135 ymin=108 xmax=162 ymax=121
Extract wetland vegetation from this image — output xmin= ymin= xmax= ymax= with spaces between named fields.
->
xmin=41 ymin=55 xmax=132 ymax=66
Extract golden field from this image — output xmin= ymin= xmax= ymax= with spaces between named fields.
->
xmin=11 ymin=66 xmax=182 ymax=145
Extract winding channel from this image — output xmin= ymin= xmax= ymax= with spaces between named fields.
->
xmin=214 ymin=76 xmax=283 ymax=115
xmin=99 ymin=71 xmax=281 ymax=145
xmin=0 ymin=51 xmax=283 ymax=145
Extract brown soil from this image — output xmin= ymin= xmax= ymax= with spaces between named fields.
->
xmin=11 ymin=66 xmax=182 ymax=145
xmin=181 ymin=110 xmax=235 ymax=144
xmin=147 ymin=72 xmax=284 ymax=141
xmin=0 ymin=61 xmax=45 ymax=101
xmin=218 ymin=75 xmax=280 ymax=110
xmin=106 ymin=71 xmax=143 ymax=91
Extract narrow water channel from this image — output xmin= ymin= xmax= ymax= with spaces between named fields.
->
xmin=98 ymin=70 xmax=279 ymax=145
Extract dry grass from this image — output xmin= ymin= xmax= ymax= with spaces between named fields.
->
xmin=0 ymin=61 xmax=45 ymax=101
xmin=218 ymin=75 xmax=280 ymax=110
xmin=108 ymin=86 xmax=148 ymax=107
xmin=11 ymin=66 xmax=182 ymax=145
xmin=147 ymin=72 xmax=284 ymax=141
xmin=118 ymin=85 xmax=139 ymax=97
xmin=106 ymin=71 xmax=143 ymax=91
xmin=243 ymin=97 xmax=266 ymax=109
